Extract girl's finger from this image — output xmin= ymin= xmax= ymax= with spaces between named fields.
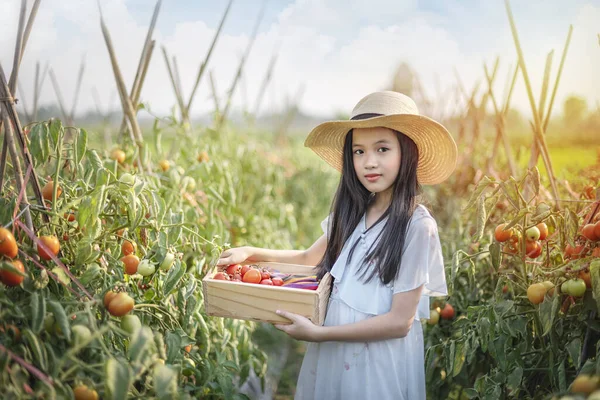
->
xmin=216 ymin=257 xmax=230 ymax=266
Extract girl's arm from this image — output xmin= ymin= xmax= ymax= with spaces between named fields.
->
xmin=276 ymin=284 xmax=424 ymax=342
xmin=216 ymin=234 xmax=327 ymax=267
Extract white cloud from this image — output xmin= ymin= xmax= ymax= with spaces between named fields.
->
xmin=1 ymin=0 xmax=598 ymax=126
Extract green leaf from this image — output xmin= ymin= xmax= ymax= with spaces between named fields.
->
xmin=529 ymin=167 xmax=540 ymax=197
xmin=452 ymin=340 xmax=467 ymax=377
xmin=489 ymin=243 xmax=501 ymax=270
xmin=87 ymin=149 xmax=104 ymax=175
xmin=446 ymin=340 xmax=455 ymax=375
xmin=28 ymin=123 xmax=50 ymax=165
xmin=464 ymin=388 xmax=480 ymax=399
xmin=567 ymin=338 xmax=581 ymax=368
xmin=163 ymin=260 xmax=185 ymax=296
xmin=74 ymin=128 xmax=88 ymax=166
xmin=30 ymin=292 xmax=46 ymax=334
xmin=506 ymin=366 xmax=523 ymax=392
xmin=472 ymin=195 xmax=487 ymax=242
xmin=23 ymin=329 xmax=47 ymax=371
xmin=559 ymin=359 xmax=567 ymax=392
xmin=153 ymin=364 xmax=178 ymax=400
xmin=565 ymin=208 xmax=579 ymax=246
xmin=128 ymin=326 xmax=153 ymax=365
xmin=75 ymin=239 xmax=100 ymax=267
xmin=463 ymin=176 xmax=495 ymax=211
xmin=539 ymin=295 xmax=559 ymax=336
xmin=105 ymin=358 xmax=132 ymax=400
xmin=48 ymin=301 xmax=71 ymax=342
xmin=48 ymin=119 xmax=63 ymax=146
xmin=79 ymin=263 xmax=102 ymax=285
xmin=165 ymin=331 xmax=182 ymax=364
xmin=505 ymin=207 xmax=529 ymax=231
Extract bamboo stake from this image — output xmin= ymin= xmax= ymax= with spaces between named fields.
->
xmin=17 ymin=83 xmax=32 ymax=122
xmin=162 ymin=47 xmax=188 ymax=123
xmin=33 ymin=62 xmax=49 ymax=121
xmin=505 ymin=0 xmax=560 ymax=207
xmin=8 ymin=0 xmax=27 ymax=94
xmin=187 ymin=0 xmax=234 ymax=112
xmin=209 ymin=70 xmax=221 ymax=115
xmin=172 ymin=56 xmax=188 ymax=123
xmin=118 ymin=0 xmax=161 ymax=136
xmin=218 ymin=0 xmax=268 ymax=129
xmin=0 ymin=64 xmax=46 ymax=221
xmin=543 ymin=25 xmax=573 ymax=132
xmin=254 ymin=49 xmax=278 ymax=116
xmin=1 ymin=112 xmax=33 ymax=230
xmin=68 ymin=57 xmax=86 ymax=123
xmin=16 ymin=0 xmax=42 ymax=66
xmin=484 ymin=60 xmax=518 ymax=177
xmin=99 ymin=11 xmax=147 ymax=172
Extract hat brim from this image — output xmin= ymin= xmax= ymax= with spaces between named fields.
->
xmin=304 ymin=114 xmax=457 ymax=185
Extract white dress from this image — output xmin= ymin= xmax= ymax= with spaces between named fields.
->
xmin=294 ymin=205 xmax=447 ymax=400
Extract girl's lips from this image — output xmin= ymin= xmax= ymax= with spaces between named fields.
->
xmin=365 ymin=174 xmax=381 ymax=182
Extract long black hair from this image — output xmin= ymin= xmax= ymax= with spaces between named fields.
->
xmin=315 ymin=114 xmax=422 ymax=285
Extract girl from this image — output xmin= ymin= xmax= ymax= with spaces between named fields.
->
xmin=217 ymin=91 xmax=457 ymax=399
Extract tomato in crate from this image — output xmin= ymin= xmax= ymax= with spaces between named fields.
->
xmin=202 ymin=262 xmax=331 ymax=325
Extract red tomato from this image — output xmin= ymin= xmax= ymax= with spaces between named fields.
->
xmin=121 ymin=240 xmax=137 ymax=256
xmin=440 ymin=303 xmax=455 ymax=319
xmin=272 ymin=277 xmax=284 ymax=286
xmin=537 ymin=222 xmax=549 ymax=240
xmin=526 ymin=241 xmax=542 ymax=258
xmin=104 ymin=290 xmax=118 ymax=308
xmin=107 ymin=292 xmax=134 ymax=317
xmin=226 ymin=264 xmax=240 ymax=275
xmin=260 ymin=279 xmax=273 ymax=285
xmin=120 ymin=255 xmax=140 ymax=275
xmin=242 ymin=268 xmax=261 ymax=284
xmin=494 ymin=223 xmax=513 ymax=242
xmin=0 ymin=260 xmax=25 ymax=286
xmin=213 ymin=272 xmax=229 ymax=280
xmin=261 ymin=271 xmax=271 ymax=280
xmin=37 ymin=235 xmax=60 ymax=261
xmin=583 ymin=224 xmax=598 ymax=241
xmin=240 ymin=265 xmax=250 ymax=277
xmin=0 ymin=227 xmax=18 ymax=259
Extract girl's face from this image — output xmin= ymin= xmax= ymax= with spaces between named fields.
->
xmin=352 ymin=127 xmax=401 ymax=199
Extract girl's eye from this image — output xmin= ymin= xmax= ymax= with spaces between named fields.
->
xmin=378 ymin=147 xmax=389 ymax=153
xmin=353 ymin=149 xmax=364 ymax=155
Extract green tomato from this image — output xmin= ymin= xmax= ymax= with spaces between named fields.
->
xmin=121 ymin=315 xmax=142 ymax=335
xmin=44 ymin=314 xmax=56 ymax=333
xmin=137 ymin=260 xmax=156 ymax=277
xmin=119 ymin=173 xmax=136 ymax=186
xmin=525 ymin=226 xmax=540 ymax=242
xmin=569 ymin=279 xmax=587 ymax=297
xmin=71 ymin=325 xmax=91 ymax=346
xmin=181 ymin=177 xmax=196 ymax=192
xmin=182 ymin=357 xmax=196 ymax=376
xmin=561 ymin=280 xmax=573 ymax=295
xmin=159 ymin=252 xmax=175 ymax=271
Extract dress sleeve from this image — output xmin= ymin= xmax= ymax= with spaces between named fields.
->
xmin=392 ymin=216 xmax=448 ymax=297
xmin=320 ymin=214 xmax=332 ymax=240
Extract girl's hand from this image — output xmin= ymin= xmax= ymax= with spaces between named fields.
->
xmin=216 ymin=247 xmax=252 ymax=266
xmin=274 ymin=310 xmax=322 ymax=342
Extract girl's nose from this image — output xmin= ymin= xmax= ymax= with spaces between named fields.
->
xmin=364 ymin=153 xmax=378 ymax=168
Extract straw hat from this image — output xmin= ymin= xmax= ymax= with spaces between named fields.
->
xmin=304 ymin=91 xmax=457 ymax=185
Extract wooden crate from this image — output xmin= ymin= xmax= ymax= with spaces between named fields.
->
xmin=202 ymin=262 xmax=331 ymax=325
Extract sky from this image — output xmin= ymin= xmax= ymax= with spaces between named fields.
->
xmin=1 ymin=0 xmax=599 ymax=122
